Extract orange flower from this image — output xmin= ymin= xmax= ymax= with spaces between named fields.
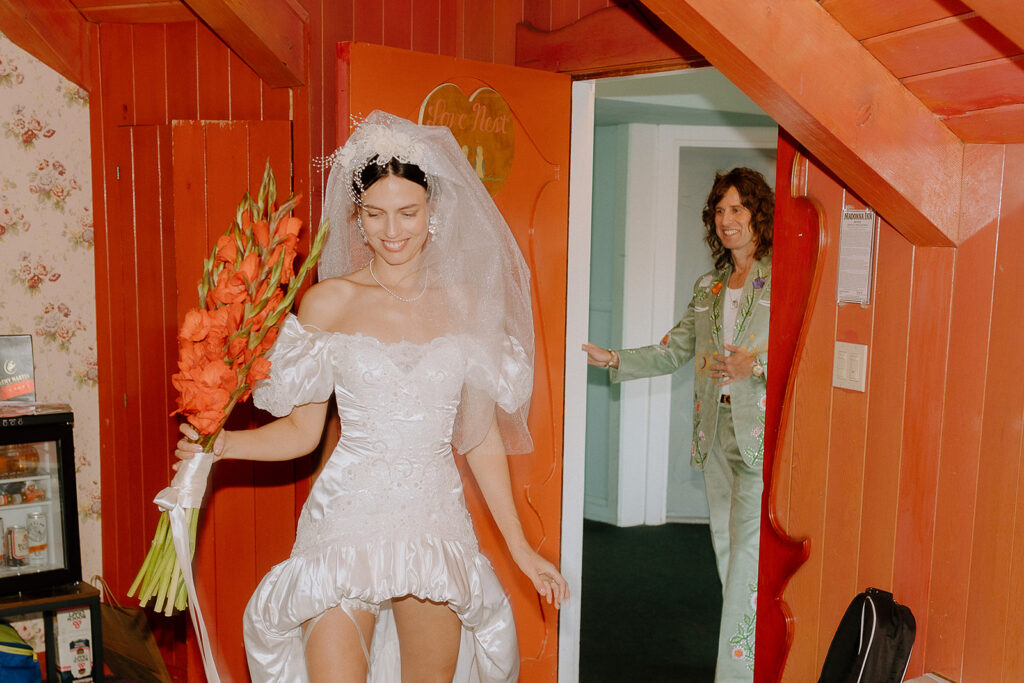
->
xmin=276 ymin=215 xmax=301 ymax=241
xmin=253 ymin=220 xmax=270 ymax=248
xmin=237 ymin=252 xmax=260 ymax=286
xmin=210 ymin=268 xmax=247 ymax=306
xmin=214 ymin=234 xmax=237 ymax=264
xmin=176 ymin=340 xmax=203 ymax=374
xmin=206 ymin=304 xmax=240 ymax=349
xmin=246 ymin=356 xmax=271 ymax=385
xmin=711 ymin=281 xmax=722 ymax=295
xmin=179 ymin=309 xmax=210 ymax=342
xmin=227 ymin=335 xmax=247 ymax=359
xmin=281 ymin=243 xmax=298 ymax=281
xmin=188 ymin=407 xmax=228 ymax=435
xmin=250 ymin=289 xmax=284 ymax=332
xmin=198 ymin=360 xmax=235 ymax=394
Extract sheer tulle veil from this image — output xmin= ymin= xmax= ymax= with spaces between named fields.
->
xmin=318 ymin=110 xmax=534 ymax=455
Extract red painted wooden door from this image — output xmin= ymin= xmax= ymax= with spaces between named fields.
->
xmin=171 ymin=120 xmax=297 ymax=681
xmin=338 ymin=42 xmax=570 ymax=681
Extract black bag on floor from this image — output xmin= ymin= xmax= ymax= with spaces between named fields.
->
xmin=818 ymin=587 xmax=915 ymax=683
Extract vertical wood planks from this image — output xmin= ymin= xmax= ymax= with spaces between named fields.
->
xmin=247 ymin=122 xmax=300 ymax=574
xmin=131 ymin=24 xmax=166 ymax=124
xmin=203 ymin=122 xmax=258 ymax=680
xmin=383 ymin=0 xmax=413 ymax=49
xmin=129 ymin=125 xmax=179 ymax=575
xmin=196 ymin=26 xmax=230 ymax=120
xmin=493 ymin=0 xmax=520 ymax=65
xmin=925 ymin=217 xmax=997 ymax=677
xmin=961 ymin=143 xmax=1024 ymax=681
xmin=857 ymin=223 xmax=912 ymax=592
xmin=229 ymin=51 xmax=264 ymax=120
xmin=165 ymin=22 xmax=199 ymax=121
xmin=412 ymin=0 xmax=440 ymax=54
xmin=102 ymin=125 xmax=140 ymax=594
xmin=354 ymin=0 xmax=384 ymax=44
xmin=550 ymin=0 xmax=579 ymax=30
xmin=168 ymin=120 xmax=215 ymax=680
xmin=463 ymin=0 xmax=495 ymax=62
xmin=443 ymin=0 xmax=464 ymax=57
xmin=115 ymin=124 xmax=147 ymax=594
xmin=98 ymin=23 xmax=133 ymax=127
xmin=892 ymin=245 xmax=954 ymax=677
xmin=816 ymin=194 xmax=873 ymax=665
xmin=998 ymin=143 xmax=1024 ymax=681
xmin=523 ymin=0 xmax=551 ymax=32
xmin=779 ymin=160 xmax=839 ymax=681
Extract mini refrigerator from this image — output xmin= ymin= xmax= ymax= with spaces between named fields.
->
xmin=0 ymin=402 xmax=81 ymax=595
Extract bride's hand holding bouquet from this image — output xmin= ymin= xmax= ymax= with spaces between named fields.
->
xmin=127 ymin=161 xmax=329 ymax=617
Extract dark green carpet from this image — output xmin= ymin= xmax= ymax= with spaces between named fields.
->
xmin=580 ymin=519 xmax=721 ymax=682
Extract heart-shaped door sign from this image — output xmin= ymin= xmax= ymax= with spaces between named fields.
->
xmin=419 ymin=84 xmax=514 ymax=196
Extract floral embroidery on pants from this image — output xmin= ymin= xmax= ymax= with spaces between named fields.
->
xmin=728 ymin=582 xmax=757 ymax=671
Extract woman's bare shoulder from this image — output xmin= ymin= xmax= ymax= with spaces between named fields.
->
xmin=296 ymin=276 xmax=361 ymax=328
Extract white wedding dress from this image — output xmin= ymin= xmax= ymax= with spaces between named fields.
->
xmin=243 ymin=314 xmax=527 ymax=682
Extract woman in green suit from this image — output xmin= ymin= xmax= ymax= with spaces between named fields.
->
xmin=583 ymin=167 xmax=773 ymax=682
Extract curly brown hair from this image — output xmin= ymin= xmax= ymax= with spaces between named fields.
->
xmin=701 ymin=167 xmax=774 ymax=271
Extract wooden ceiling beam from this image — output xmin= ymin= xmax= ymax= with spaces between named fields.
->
xmin=70 ymin=0 xmax=195 ymax=23
xmin=0 ymin=0 xmax=91 ymax=89
xmin=943 ymin=104 xmax=1024 ymax=144
xmin=961 ymin=0 xmax=1024 ymax=53
xmin=516 ymin=5 xmax=707 ymax=78
xmin=181 ymin=0 xmax=307 ymax=88
xmin=640 ymin=0 xmax=964 ymax=246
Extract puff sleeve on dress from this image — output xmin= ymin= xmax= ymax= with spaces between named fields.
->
xmin=253 ymin=314 xmax=336 ymax=416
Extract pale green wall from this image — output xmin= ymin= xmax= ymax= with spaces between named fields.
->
xmin=583 ymin=125 xmax=628 ymax=523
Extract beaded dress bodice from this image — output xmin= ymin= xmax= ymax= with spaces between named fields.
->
xmin=289 ymin=333 xmax=477 ymax=556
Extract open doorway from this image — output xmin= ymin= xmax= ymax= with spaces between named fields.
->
xmin=561 ymin=68 xmax=777 ymax=682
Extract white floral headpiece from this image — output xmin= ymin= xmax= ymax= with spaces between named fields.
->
xmin=321 ymin=119 xmax=433 ymax=205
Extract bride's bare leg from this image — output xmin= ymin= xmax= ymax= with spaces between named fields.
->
xmin=303 ymin=606 xmax=376 ymax=682
xmin=392 ymin=595 xmax=462 ymax=682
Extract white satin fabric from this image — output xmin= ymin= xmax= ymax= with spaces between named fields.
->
xmin=245 ymin=314 xmax=527 ymax=682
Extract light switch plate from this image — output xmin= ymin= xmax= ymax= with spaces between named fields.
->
xmin=833 ymin=341 xmax=868 ymax=392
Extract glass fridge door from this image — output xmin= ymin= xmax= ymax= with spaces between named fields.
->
xmin=0 ymin=438 xmax=66 ymax=575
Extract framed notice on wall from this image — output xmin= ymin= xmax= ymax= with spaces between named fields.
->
xmin=0 ymin=335 xmax=35 ymax=401
xmin=836 ymin=206 xmax=877 ymax=305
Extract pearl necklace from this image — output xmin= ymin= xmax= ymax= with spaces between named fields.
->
xmin=369 ymin=258 xmax=427 ymax=302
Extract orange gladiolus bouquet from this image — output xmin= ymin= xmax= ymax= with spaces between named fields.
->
xmin=128 ymin=161 xmax=329 ymax=615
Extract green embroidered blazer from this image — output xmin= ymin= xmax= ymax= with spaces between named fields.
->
xmin=610 ymin=253 xmax=771 ymax=470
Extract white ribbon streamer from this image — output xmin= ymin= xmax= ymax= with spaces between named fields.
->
xmin=154 ymin=452 xmax=221 ymax=683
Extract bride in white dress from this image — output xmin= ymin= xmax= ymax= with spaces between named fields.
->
xmin=175 ymin=111 xmax=567 ymax=682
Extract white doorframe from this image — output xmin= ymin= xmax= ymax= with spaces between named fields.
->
xmin=560 ymin=83 xmax=779 ymax=680
xmin=558 ymin=79 xmax=595 ymax=683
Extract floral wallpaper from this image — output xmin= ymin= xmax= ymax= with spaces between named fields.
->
xmin=0 ymin=31 xmax=99 ymax=649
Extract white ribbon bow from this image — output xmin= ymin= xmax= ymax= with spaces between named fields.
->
xmin=153 ymin=453 xmax=220 ymax=683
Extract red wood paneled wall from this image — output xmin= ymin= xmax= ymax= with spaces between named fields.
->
xmin=92 ymin=2 xmax=587 ymax=680
xmin=89 ymin=1 xmax=1024 ymax=681
xmin=91 ymin=22 xmax=295 ymax=680
xmin=772 ymin=143 xmax=1024 ymax=682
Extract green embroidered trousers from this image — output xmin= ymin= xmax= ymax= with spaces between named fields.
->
xmin=704 ymin=403 xmax=761 ymax=681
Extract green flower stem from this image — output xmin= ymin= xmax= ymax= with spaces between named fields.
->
xmin=127 ymin=510 xmax=168 ymax=598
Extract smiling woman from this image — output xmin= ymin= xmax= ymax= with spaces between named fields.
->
xmin=174 ymin=111 xmax=567 ymax=683
xmin=583 ymin=167 xmax=774 ymax=682
xmin=353 ymin=160 xmax=433 ymax=300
